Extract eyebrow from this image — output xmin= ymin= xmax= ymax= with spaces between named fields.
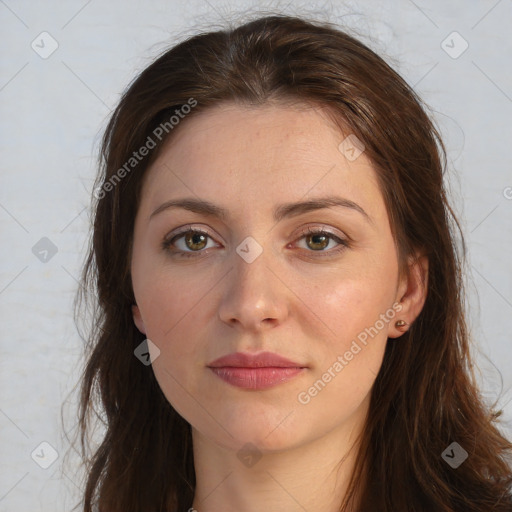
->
xmin=149 ymin=195 xmax=372 ymax=224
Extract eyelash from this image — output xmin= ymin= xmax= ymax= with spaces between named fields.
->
xmin=161 ymin=225 xmax=350 ymax=259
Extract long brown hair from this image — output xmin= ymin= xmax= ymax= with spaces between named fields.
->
xmin=69 ymin=13 xmax=512 ymax=511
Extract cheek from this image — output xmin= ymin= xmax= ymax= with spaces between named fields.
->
xmin=314 ymin=261 xmax=397 ymax=340
xmin=313 ymin=282 xmax=391 ymax=373
xmin=294 ymin=282 xmax=393 ymax=425
xmin=140 ymin=275 xmax=208 ymax=419
xmin=134 ymin=264 xmax=201 ymax=336
xmin=303 ymin=257 xmax=397 ymax=388
xmin=131 ymin=266 xmax=207 ymax=414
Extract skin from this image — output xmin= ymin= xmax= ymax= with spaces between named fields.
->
xmin=130 ymin=101 xmax=428 ymax=512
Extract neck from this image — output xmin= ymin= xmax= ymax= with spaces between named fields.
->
xmin=190 ymin=413 xmax=366 ymax=512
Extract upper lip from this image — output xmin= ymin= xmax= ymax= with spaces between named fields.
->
xmin=207 ymin=351 xmax=306 ymax=368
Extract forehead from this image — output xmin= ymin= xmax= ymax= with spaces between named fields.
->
xmin=139 ymin=102 xmax=385 ymax=223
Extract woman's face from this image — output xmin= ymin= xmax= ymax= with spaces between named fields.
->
xmin=130 ymin=102 xmax=410 ymax=453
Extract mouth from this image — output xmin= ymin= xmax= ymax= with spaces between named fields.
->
xmin=207 ymin=351 xmax=307 ymax=390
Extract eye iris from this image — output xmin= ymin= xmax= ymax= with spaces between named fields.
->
xmin=307 ymin=233 xmax=329 ymax=251
xmin=185 ymin=231 xmax=207 ymax=251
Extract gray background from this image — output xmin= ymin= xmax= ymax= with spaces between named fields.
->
xmin=1 ymin=1 xmax=511 ymax=510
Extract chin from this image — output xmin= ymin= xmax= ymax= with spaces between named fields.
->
xmin=202 ymin=403 xmax=311 ymax=453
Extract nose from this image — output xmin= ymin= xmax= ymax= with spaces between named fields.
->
xmin=217 ymin=246 xmax=289 ymax=333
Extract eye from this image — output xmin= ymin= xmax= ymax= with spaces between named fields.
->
xmin=293 ymin=227 xmax=349 ymax=257
xmin=162 ymin=225 xmax=218 ymax=258
xmin=162 ymin=225 xmax=349 ymax=259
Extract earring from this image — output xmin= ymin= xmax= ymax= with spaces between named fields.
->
xmin=395 ymin=319 xmax=408 ymax=329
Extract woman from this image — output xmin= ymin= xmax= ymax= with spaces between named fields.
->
xmin=73 ymin=13 xmax=512 ymax=512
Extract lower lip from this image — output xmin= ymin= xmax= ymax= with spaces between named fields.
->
xmin=209 ymin=367 xmax=305 ymax=390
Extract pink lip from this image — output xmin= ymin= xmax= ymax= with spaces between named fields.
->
xmin=207 ymin=351 xmax=307 ymax=390
xmin=208 ymin=351 xmax=305 ymax=368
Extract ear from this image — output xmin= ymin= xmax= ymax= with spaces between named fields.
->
xmin=388 ymin=252 xmax=428 ymax=339
xmin=131 ymin=304 xmax=147 ymax=335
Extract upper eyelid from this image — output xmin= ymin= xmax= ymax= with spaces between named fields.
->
xmin=166 ymin=223 xmax=346 ymax=238
xmin=165 ymin=224 xmax=348 ymax=247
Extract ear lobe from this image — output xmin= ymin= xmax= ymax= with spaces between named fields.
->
xmin=132 ymin=304 xmax=146 ymax=334
xmin=389 ymin=253 xmax=429 ymax=338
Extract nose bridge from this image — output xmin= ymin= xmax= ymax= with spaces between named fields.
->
xmin=235 ymin=237 xmax=271 ymax=291
xmin=217 ymin=233 xmax=287 ymax=330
